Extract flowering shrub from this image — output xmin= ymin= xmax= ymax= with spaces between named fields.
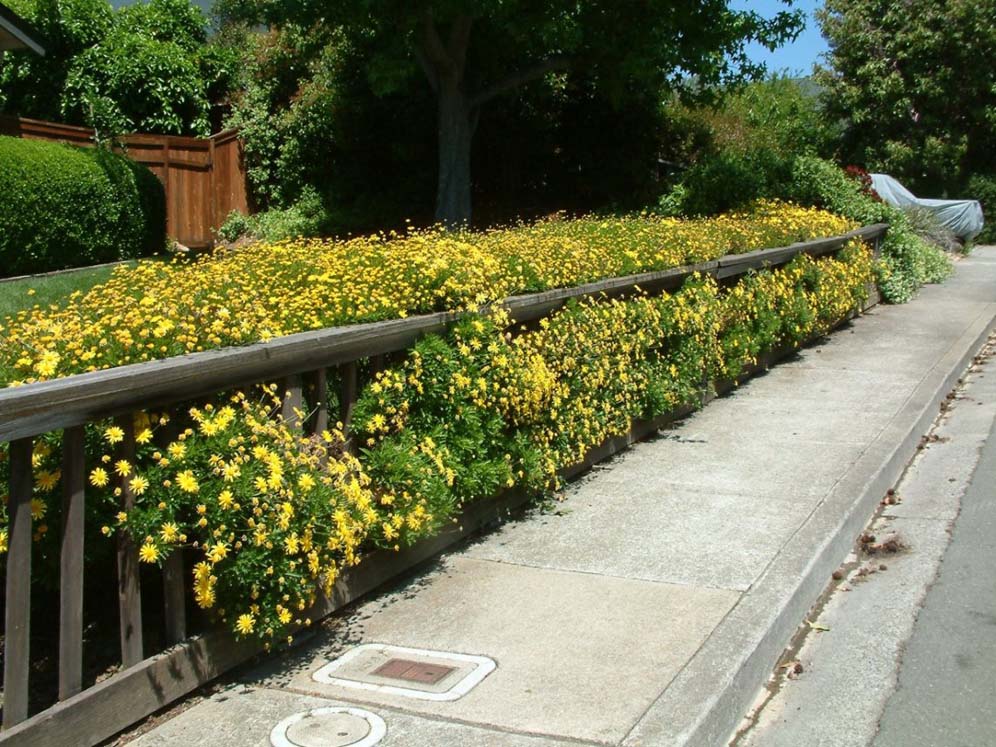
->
xmin=0 ymin=201 xmax=853 ymax=388
xmin=0 ymin=215 xmax=873 ymax=646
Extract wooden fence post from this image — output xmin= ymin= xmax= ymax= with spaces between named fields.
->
xmin=59 ymin=426 xmax=86 ymax=700
xmin=116 ymin=415 xmax=143 ymax=668
xmin=3 ymin=438 xmax=33 ymax=729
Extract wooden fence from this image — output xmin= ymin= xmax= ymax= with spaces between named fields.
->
xmin=0 ymin=115 xmax=251 ymax=249
xmin=0 ymin=224 xmax=888 ymax=746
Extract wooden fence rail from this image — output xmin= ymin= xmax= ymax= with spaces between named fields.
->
xmin=0 ymin=223 xmax=888 ymax=746
xmin=0 ymin=115 xmax=250 ymax=249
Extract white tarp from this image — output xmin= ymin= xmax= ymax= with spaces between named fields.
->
xmin=870 ymin=173 xmax=984 ymax=240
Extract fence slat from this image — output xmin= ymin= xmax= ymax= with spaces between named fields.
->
xmin=305 ymin=369 xmax=328 ymax=436
xmin=3 ymin=438 xmax=33 ymax=729
xmin=162 ymin=552 xmax=186 ymax=646
xmin=115 ymin=415 xmax=143 ymax=668
xmin=339 ymin=361 xmax=358 ymax=440
xmin=59 ymin=426 xmax=86 ymax=700
xmin=281 ymin=374 xmax=303 ymax=429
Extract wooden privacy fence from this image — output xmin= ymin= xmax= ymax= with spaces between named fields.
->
xmin=0 ymin=224 xmax=889 ymax=747
xmin=0 ymin=115 xmax=250 ymax=249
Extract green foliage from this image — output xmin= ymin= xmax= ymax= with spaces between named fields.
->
xmin=787 ymin=156 xmax=952 ymax=303
xmin=671 ymin=77 xmax=835 ymax=160
xmin=967 ymin=174 xmax=996 ymax=244
xmin=218 ymin=188 xmax=327 ymax=242
xmin=0 ymin=135 xmax=165 ymax=276
xmin=0 ymin=0 xmax=238 ymax=136
xmin=0 ymin=0 xmax=113 ymax=122
xmin=817 ymin=0 xmax=996 ymax=196
xmin=663 ymin=148 xmax=795 ymax=217
xmin=657 ymin=77 xmax=838 ymax=218
xmin=901 ymin=206 xmax=961 ymax=253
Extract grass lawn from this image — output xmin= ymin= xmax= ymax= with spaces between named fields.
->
xmin=0 ymin=262 xmax=134 ymax=321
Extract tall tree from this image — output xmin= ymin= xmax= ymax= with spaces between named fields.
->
xmin=218 ymin=1 xmax=803 ymax=226
xmin=817 ymin=0 xmax=996 ymax=194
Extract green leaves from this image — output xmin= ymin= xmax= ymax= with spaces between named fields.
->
xmin=1 ymin=0 xmax=236 ymax=137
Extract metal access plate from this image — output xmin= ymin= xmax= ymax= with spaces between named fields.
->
xmin=312 ymin=644 xmax=496 ymax=701
xmin=371 ymin=658 xmax=456 ymax=685
xmin=269 ymin=706 xmax=386 ymax=747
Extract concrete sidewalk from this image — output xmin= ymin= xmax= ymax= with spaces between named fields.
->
xmin=129 ymin=248 xmax=996 ymax=747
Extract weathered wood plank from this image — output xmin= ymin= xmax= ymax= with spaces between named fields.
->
xmin=305 ymin=369 xmax=328 ymax=436
xmin=115 ymin=415 xmax=143 ymax=668
xmin=281 ymin=374 xmax=303 ymax=429
xmin=0 ymin=224 xmax=888 ymax=443
xmin=339 ymin=361 xmax=357 ymax=436
xmin=3 ymin=438 xmax=33 ymax=729
xmin=59 ymin=426 xmax=86 ymax=701
xmin=162 ymin=551 xmax=187 ymax=646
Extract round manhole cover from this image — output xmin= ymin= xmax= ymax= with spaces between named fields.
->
xmin=270 ymin=707 xmax=386 ymax=747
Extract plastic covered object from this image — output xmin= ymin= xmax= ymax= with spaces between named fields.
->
xmin=870 ymin=173 xmax=984 ymax=240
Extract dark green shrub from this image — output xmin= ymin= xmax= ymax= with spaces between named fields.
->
xmin=967 ymin=174 xmax=996 ymax=244
xmin=0 ymin=136 xmax=166 ymax=277
xmin=216 ymin=187 xmax=327 ymax=243
xmin=661 ymin=147 xmax=794 ymax=216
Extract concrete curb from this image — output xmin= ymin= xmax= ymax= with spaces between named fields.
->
xmin=623 ymin=299 xmax=996 ymax=746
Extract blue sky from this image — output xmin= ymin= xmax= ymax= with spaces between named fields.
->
xmin=731 ymin=0 xmax=830 ymax=77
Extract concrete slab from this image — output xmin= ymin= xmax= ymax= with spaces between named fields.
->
xmin=248 ymin=556 xmax=739 ymax=744
xmin=609 ymin=430 xmax=865 ymax=498
xmin=718 ymin=365 xmax=921 ymax=411
xmin=462 ymin=484 xmax=818 ymax=591
xmin=128 ymin=686 xmax=584 ymax=747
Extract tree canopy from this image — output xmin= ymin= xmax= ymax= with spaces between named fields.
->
xmin=817 ymin=0 xmax=996 ymax=195
xmin=219 ymin=0 xmax=804 ymax=225
xmin=0 ymin=0 xmax=238 ymax=136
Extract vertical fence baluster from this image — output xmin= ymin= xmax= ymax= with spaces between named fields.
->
xmin=282 ymin=374 xmax=303 ymax=429
xmin=116 ymin=415 xmax=143 ymax=668
xmin=155 ymin=416 xmax=186 ymax=646
xmin=162 ymin=551 xmax=186 ymax=646
xmin=339 ymin=361 xmax=358 ymax=444
xmin=305 ymin=368 xmax=329 ymax=436
xmin=3 ymin=437 xmax=33 ymax=729
xmin=59 ymin=426 xmax=85 ymax=700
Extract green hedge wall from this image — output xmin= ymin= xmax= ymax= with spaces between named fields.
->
xmin=0 ymin=136 xmax=166 ymax=277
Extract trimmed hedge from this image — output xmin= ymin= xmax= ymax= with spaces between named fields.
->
xmin=0 ymin=136 xmax=166 ymax=277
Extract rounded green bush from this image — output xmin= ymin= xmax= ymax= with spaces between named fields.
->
xmin=0 ymin=135 xmax=166 ymax=277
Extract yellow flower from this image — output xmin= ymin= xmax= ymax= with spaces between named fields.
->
xmin=89 ymin=467 xmax=109 ymax=487
xmin=35 ymin=470 xmax=60 ymax=492
xmin=167 ymin=442 xmax=186 ymax=460
xmin=235 ymin=613 xmax=255 ymax=636
xmin=104 ymin=426 xmax=125 ymax=444
xmin=30 ymin=498 xmax=47 ymax=519
xmin=129 ymin=476 xmax=149 ymax=495
xmin=139 ymin=543 xmax=161 ymax=563
xmin=217 ymin=489 xmax=234 ymax=509
xmin=114 ymin=460 xmax=132 ymax=477
xmin=176 ymin=470 xmax=199 ymax=493
xmin=160 ymin=523 xmax=180 ymax=543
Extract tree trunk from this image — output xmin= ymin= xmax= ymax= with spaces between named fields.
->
xmin=435 ymin=82 xmax=474 ymax=228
